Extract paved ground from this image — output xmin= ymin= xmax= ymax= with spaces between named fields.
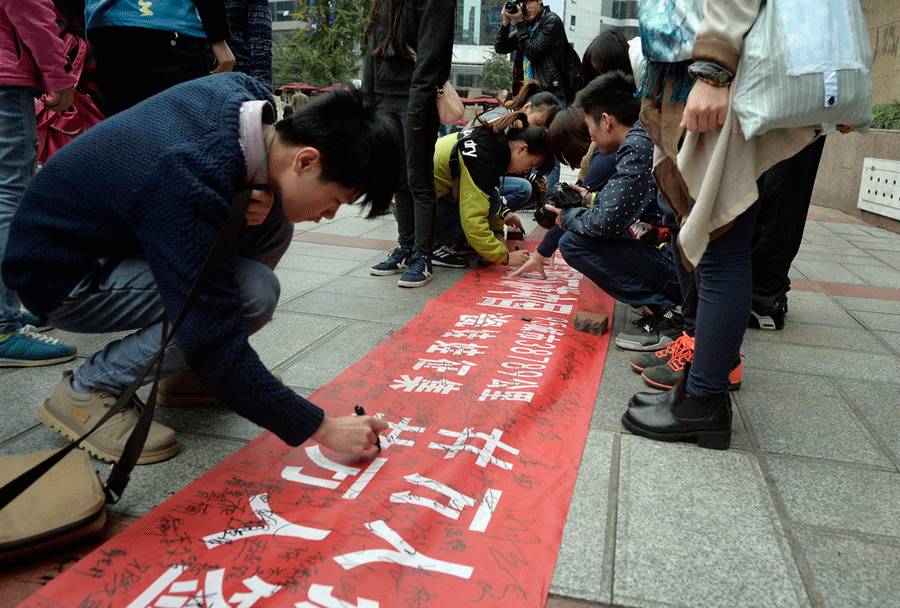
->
xmin=2 ymin=195 xmax=899 ymax=607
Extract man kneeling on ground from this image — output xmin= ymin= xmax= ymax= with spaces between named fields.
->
xmin=2 ymin=73 xmax=397 ymax=464
xmin=548 ymin=72 xmax=683 ymax=351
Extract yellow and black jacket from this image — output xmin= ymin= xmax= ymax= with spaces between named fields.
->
xmin=433 ymin=128 xmax=510 ymax=264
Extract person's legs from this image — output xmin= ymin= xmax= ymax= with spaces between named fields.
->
xmin=0 ymin=86 xmax=78 ymax=366
xmin=498 ymin=176 xmax=533 ymax=212
xmin=688 ymin=200 xmax=762 ymax=398
xmin=559 ymin=231 xmax=681 ymax=310
xmin=0 ymin=86 xmax=38 ymax=334
xmin=371 ymin=95 xmax=414 ymax=276
xmin=750 ymin=136 xmax=826 ymax=328
xmin=400 ymin=97 xmax=439 ymax=287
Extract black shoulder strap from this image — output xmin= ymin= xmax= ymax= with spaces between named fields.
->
xmin=448 ymin=140 xmax=461 ymax=180
xmin=0 ymin=189 xmax=253 ymax=510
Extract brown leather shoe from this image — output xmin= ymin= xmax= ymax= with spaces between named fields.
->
xmin=38 ymin=371 xmax=179 ymax=464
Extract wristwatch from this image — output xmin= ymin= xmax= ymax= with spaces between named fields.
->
xmin=688 ymin=61 xmax=733 ymax=86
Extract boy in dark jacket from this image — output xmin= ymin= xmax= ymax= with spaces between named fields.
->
xmin=3 ymin=73 xmax=398 ymax=464
xmin=549 ymin=72 xmax=683 ymax=351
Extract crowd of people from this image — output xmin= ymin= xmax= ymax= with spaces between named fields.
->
xmin=0 ymin=0 xmax=836 ymax=475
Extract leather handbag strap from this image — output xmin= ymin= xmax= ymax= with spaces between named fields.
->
xmin=0 ymin=189 xmax=254 ymax=511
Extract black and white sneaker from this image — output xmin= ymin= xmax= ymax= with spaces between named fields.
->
xmin=398 ymin=252 xmax=433 ymax=288
xmin=431 ymin=245 xmax=469 ymax=268
xmin=371 ymin=244 xmax=411 ymax=275
xmin=615 ymin=309 xmax=685 ymax=351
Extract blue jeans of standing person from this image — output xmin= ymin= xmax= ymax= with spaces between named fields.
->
xmin=498 ymin=176 xmax=532 ymax=212
xmin=687 ymin=197 xmax=762 ymax=399
xmin=45 ymin=207 xmax=292 ymax=395
xmin=0 ymin=86 xmax=39 ymax=334
xmin=558 ymin=231 xmax=682 ymax=311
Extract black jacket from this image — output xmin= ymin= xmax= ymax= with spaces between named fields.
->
xmin=362 ymin=0 xmax=456 ymax=130
xmin=494 ymin=6 xmax=580 ymax=102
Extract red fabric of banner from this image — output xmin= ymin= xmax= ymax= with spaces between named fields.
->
xmin=18 ymin=255 xmax=613 ymax=608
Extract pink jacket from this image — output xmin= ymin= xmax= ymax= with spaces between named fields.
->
xmin=0 ymin=0 xmax=78 ymax=93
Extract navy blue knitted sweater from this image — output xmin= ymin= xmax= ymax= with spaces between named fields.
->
xmin=3 ymin=72 xmax=324 ymax=446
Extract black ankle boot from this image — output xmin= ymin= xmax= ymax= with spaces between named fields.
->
xmin=622 ymin=386 xmax=732 ymax=450
xmin=630 ymin=360 xmax=688 ymax=408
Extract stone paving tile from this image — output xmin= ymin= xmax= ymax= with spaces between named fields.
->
xmin=848 ymin=310 xmax=900 ymax=333
xmin=835 ymin=378 xmax=900 ymax=466
xmin=272 ymin=267 xmax=339 ymax=303
xmin=740 ymin=341 xmax=900 ymax=383
xmin=797 ymin=528 xmax=900 ymax=608
xmin=877 ymin=330 xmax=900 ymax=356
xmin=614 ymin=437 xmax=805 ymax=608
xmin=738 ymin=376 xmax=891 ymax=466
xmin=276 ymin=250 xmax=364 ymax=275
xmin=792 ymin=249 xmax=886 ymax=265
xmin=550 ymin=429 xmax=614 ymax=603
xmin=285 ymin=240 xmax=386 ymax=262
xmin=842 ymin=264 xmax=900 ymax=289
xmin=832 ymin=295 xmax=900 ymax=315
xmin=277 ymin=320 xmax=399 ymax=391
xmin=868 ymin=249 xmax=900 ymax=269
xmin=767 ymin=456 xmax=900 ymax=537
xmin=775 ymin=290 xmax=861 ymax=328
xmin=279 ymin=289 xmax=420 ymax=325
xmin=741 ymin=321 xmax=890 ymax=353
xmin=789 ymin=260 xmax=866 ymax=284
xmin=302 ymin=215 xmax=385 ymax=237
xmin=0 ymin=363 xmax=78 ymax=441
xmin=248 ymin=310 xmax=346 ymax=371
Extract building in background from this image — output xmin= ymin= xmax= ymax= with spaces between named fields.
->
xmin=564 ymin=0 xmax=637 ymax=58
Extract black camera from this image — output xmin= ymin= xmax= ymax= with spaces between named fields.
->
xmin=504 ymin=1 xmax=523 ymax=14
xmin=533 ymin=182 xmax=585 ymax=229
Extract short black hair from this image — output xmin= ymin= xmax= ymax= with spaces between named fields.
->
xmin=275 ymin=87 xmax=400 ymax=218
xmin=574 ymin=71 xmax=639 ymax=128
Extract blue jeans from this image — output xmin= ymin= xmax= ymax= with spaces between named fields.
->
xmin=558 ymin=231 xmax=681 ymax=311
xmin=498 ymin=176 xmax=532 ymax=212
xmin=0 ymin=86 xmax=39 ymax=334
xmin=46 ymin=209 xmax=291 ymax=394
xmin=687 ymin=197 xmax=762 ymax=399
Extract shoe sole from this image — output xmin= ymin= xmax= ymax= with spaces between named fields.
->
xmin=621 ymin=412 xmax=731 ymax=450
xmin=370 ymin=266 xmax=406 ymax=276
xmin=0 ymin=352 xmax=76 ymax=368
xmin=398 ymin=274 xmax=433 ymax=288
xmin=640 ymin=372 xmax=741 ymax=392
xmin=37 ymin=403 xmax=180 ymax=465
xmin=615 ymin=335 xmax=675 ymax=352
xmin=431 ymin=259 xmax=468 ymax=268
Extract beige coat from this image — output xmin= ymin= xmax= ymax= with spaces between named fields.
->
xmin=642 ymin=0 xmax=820 ymax=269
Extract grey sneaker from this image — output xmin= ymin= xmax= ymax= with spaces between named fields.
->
xmin=615 ymin=309 xmax=684 ymax=351
xmin=398 ymin=251 xmax=433 ymax=288
xmin=38 ymin=371 xmax=180 ymax=464
xmin=371 ymin=244 xmax=411 ymax=275
xmin=0 ymin=325 xmax=76 ymax=367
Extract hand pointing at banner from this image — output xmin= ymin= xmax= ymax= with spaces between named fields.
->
xmin=312 ymin=415 xmax=388 ymax=456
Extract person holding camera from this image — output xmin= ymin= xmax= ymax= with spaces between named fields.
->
xmin=495 ymin=0 xmax=581 ymax=105
xmin=547 ymin=72 xmax=683 ymax=351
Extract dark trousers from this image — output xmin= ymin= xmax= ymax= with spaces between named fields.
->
xmin=559 ymin=231 xmax=682 ymax=311
xmin=750 ymin=136 xmax=826 ymax=313
xmin=380 ymin=95 xmax=440 ymax=256
xmin=88 ymin=26 xmax=210 ymax=116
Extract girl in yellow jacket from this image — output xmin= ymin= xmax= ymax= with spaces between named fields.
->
xmin=432 ymin=117 xmax=554 ymax=267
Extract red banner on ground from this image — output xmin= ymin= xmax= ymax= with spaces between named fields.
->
xmin=18 ymin=253 xmax=614 ymax=608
